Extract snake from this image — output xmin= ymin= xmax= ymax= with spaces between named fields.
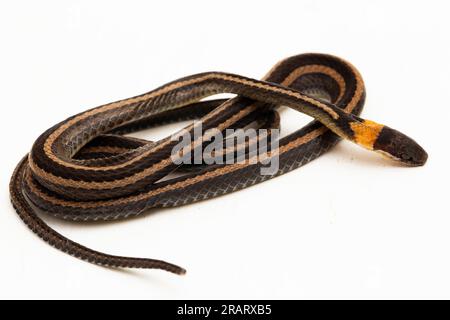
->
xmin=9 ymin=53 xmax=428 ymax=275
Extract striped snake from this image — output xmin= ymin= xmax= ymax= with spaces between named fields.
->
xmin=9 ymin=53 xmax=428 ymax=275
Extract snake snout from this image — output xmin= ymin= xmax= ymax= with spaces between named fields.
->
xmin=373 ymin=126 xmax=428 ymax=166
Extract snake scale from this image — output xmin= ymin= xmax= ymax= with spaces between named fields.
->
xmin=9 ymin=53 xmax=428 ymax=275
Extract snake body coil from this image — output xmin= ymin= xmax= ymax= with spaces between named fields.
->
xmin=10 ymin=53 xmax=427 ymax=275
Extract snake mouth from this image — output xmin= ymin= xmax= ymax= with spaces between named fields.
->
xmin=375 ymin=149 xmax=427 ymax=167
xmin=373 ymin=126 xmax=428 ymax=167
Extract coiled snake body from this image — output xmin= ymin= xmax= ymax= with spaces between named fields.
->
xmin=10 ymin=53 xmax=427 ymax=275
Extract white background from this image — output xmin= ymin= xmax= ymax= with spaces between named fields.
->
xmin=0 ymin=0 xmax=449 ymax=299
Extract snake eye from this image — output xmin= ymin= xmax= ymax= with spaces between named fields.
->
xmin=401 ymin=153 xmax=412 ymax=161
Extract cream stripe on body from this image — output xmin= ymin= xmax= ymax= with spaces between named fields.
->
xmin=31 ymin=63 xmax=363 ymax=190
xmin=41 ymin=73 xmax=342 ymax=171
xmin=26 ymin=127 xmax=327 ymax=209
xmin=26 ymin=64 xmax=364 ymax=207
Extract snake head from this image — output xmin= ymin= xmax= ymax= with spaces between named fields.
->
xmin=373 ymin=126 xmax=428 ymax=166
